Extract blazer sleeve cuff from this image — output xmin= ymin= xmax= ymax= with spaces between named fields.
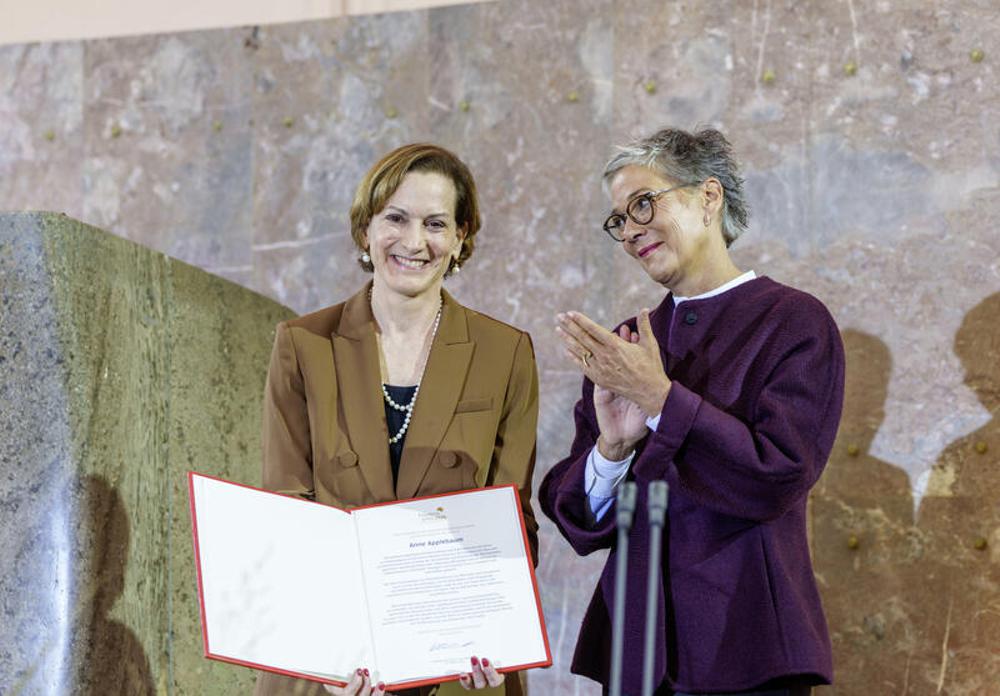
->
xmin=633 ymin=381 xmax=702 ymax=481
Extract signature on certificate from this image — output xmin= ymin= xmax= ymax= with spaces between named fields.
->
xmin=429 ymin=640 xmax=475 ymax=653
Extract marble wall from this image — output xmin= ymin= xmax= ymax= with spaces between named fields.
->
xmin=2 ymin=1 xmax=998 ymax=694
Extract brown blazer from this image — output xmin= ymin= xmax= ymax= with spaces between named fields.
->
xmin=253 ymin=283 xmax=539 ymax=696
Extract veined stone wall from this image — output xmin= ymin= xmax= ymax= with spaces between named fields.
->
xmin=0 ymin=212 xmax=295 ymax=694
xmin=2 ymin=1 xmax=999 ymax=693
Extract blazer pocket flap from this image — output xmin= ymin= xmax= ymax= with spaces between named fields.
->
xmin=454 ymin=397 xmax=494 ymax=413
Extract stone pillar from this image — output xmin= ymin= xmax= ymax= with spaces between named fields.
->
xmin=0 ymin=212 xmax=296 ymax=695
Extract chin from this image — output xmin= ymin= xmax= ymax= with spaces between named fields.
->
xmin=638 ymin=260 xmax=674 ymax=285
xmin=378 ymin=271 xmax=441 ymax=297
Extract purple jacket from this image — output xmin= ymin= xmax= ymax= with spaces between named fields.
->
xmin=540 ymin=277 xmax=844 ymax=694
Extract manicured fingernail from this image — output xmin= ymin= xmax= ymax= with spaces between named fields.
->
xmin=471 ymin=656 xmax=479 ymax=665
xmin=363 ymin=668 xmax=370 ymax=676
xmin=482 ymin=658 xmax=490 ymax=667
xmin=377 ymin=682 xmax=385 ymax=691
xmin=356 ymin=668 xmax=363 ymax=675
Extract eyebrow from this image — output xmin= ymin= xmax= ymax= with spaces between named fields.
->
xmin=610 ymin=188 xmax=653 ymax=215
xmin=386 ymin=205 xmax=451 ymax=219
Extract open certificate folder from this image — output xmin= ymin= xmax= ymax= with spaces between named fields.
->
xmin=188 ymin=472 xmax=551 ymax=689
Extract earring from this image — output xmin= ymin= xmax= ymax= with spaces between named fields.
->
xmin=361 ymin=251 xmax=371 ymax=264
xmin=703 ymin=214 xmax=710 ymax=227
xmin=451 ymin=260 xmax=461 ymax=275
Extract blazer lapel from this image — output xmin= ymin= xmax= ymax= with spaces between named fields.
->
xmin=331 ymin=282 xmax=395 ymax=503
xmin=395 ymin=290 xmax=473 ymax=499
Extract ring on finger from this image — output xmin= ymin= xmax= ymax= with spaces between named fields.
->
xmin=582 ymin=350 xmax=592 ymax=367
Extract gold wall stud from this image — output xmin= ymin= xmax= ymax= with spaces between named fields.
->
xmin=282 ymin=116 xmax=294 ymax=128
xmin=847 ymin=534 xmax=860 ymax=550
xmin=643 ymin=80 xmax=657 ymax=94
xmin=975 ymin=441 xmax=988 ymax=454
xmin=847 ymin=443 xmax=860 ymax=457
xmin=762 ymin=69 xmax=776 ymax=85
xmin=458 ymin=100 xmax=470 ymax=112
xmin=970 ymin=48 xmax=985 ymax=63
xmin=844 ymin=61 xmax=858 ymax=76
xmin=385 ymin=106 xmax=399 ymax=119
xmin=567 ymin=90 xmax=580 ymax=102
xmin=973 ymin=537 xmax=989 ymax=551
xmin=43 ymin=129 xmax=56 ymax=142
xmin=212 ymin=120 xmax=223 ymax=132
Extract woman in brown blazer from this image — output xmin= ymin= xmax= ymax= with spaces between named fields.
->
xmin=253 ymin=144 xmax=539 ymax=696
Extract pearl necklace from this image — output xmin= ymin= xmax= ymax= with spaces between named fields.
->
xmin=373 ymin=290 xmax=443 ymax=445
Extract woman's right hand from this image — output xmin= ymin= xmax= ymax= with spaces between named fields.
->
xmin=323 ymin=668 xmax=393 ymax=696
xmin=592 ymin=326 xmax=649 ymax=460
xmin=566 ymin=320 xmax=648 ymax=460
xmin=594 ymin=383 xmax=648 ymax=460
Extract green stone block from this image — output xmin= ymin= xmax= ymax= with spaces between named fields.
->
xmin=0 ymin=212 xmax=295 ymax=694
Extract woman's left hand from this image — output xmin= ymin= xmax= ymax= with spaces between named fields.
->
xmin=556 ymin=308 xmax=671 ymax=417
xmin=458 ymin=656 xmax=505 ymax=690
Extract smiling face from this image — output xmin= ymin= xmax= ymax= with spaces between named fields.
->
xmin=607 ymin=164 xmax=722 ymax=294
xmin=364 ymin=170 xmax=465 ymax=299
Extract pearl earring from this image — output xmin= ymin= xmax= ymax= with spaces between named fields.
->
xmin=703 ymin=214 xmax=710 ymax=227
xmin=361 ymin=251 xmax=371 ymax=264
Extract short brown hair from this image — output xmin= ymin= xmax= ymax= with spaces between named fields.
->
xmin=349 ymin=143 xmax=481 ymax=273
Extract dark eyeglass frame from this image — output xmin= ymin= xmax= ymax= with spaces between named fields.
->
xmin=602 ymin=181 xmax=703 ymax=242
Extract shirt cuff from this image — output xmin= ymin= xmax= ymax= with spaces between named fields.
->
xmin=584 ymin=445 xmax=633 ymax=524
xmin=646 ymin=413 xmax=661 ymax=431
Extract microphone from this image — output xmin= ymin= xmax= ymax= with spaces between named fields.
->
xmin=609 ymin=481 xmax=637 ymax=696
xmin=642 ymin=481 xmax=668 ymax=696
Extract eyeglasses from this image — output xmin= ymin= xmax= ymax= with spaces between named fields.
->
xmin=602 ymin=181 xmax=703 ymax=242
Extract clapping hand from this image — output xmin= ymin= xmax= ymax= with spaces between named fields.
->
xmin=556 ymin=309 xmax=671 ymax=459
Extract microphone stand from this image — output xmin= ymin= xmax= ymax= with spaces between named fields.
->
xmin=609 ymin=481 xmax=637 ymax=696
xmin=641 ymin=481 xmax=668 ymax=696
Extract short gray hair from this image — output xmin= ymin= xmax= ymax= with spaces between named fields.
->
xmin=603 ymin=128 xmax=750 ymax=246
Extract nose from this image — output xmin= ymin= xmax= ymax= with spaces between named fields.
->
xmin=399 ymin=219 xmax=427 ymax=251
xmin=622 ymin=217 xmax=645 ymax=245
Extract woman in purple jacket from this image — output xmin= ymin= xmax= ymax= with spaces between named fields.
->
xmin=542 ymin=128 xmax=845 ymax=696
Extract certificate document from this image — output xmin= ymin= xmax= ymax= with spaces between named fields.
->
xmin=188 ymin=472 xmax=550 ymax=689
